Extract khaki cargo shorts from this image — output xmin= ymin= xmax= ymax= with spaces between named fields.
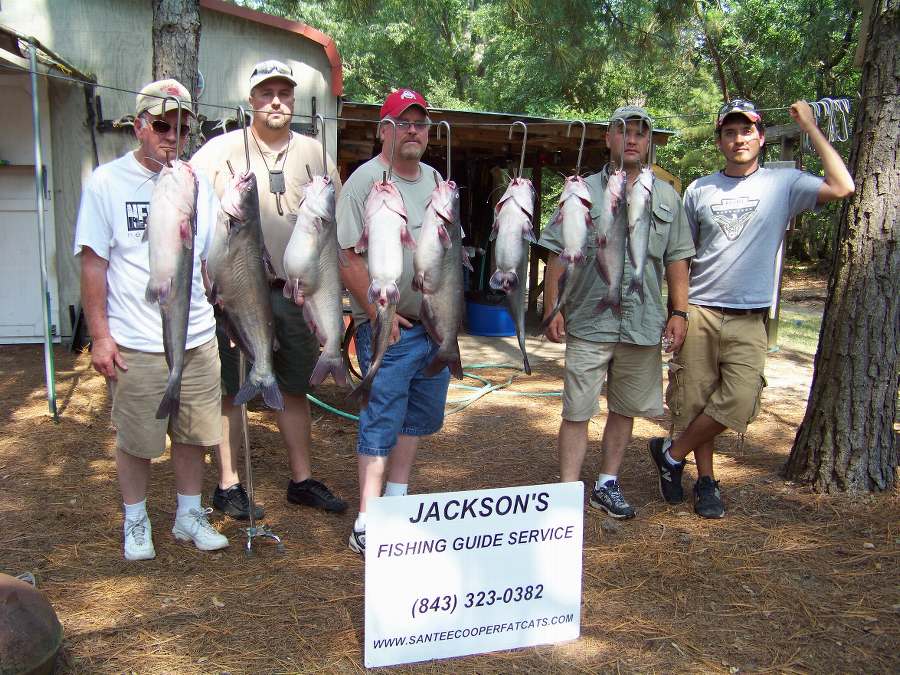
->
xmin=666 ymin=304 xmax=767 ymax=434
xmin=109 ymin=337 xmax=222 ymax=459
xmin=562 ymin=335 xmax=664 ymax=421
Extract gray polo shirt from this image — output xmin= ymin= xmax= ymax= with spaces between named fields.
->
xmin=336 ymin=156 xmax=442 ymax=323
xmin=538 ymin=167 xmax=695 ymax=345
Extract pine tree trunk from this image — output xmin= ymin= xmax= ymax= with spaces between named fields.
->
xmin=785 ymin=0 xmax=899 ymax=492
xmin=151 ymin=0 xmax=201 ymax=154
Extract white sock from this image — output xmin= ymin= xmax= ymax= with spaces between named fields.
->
xmin=124 ymin=499 xmax=147 ymax=522
xmin=176 ymin=493 xmax=201 ymax=518
xmin=354 ymin=512 xmax=367 ymax=532
xmin=383 ymin=481 xmax=408 ymax=497
xmin=595 ymin=474 xmax=617 ymax=489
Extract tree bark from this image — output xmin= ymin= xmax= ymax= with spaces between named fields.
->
xmin=152 ymin=0 xmax=201 ymax=154
xmin=785 ymin=0 xmax=899 ymax=492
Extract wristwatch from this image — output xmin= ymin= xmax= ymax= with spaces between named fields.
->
xmin=670 ymin=309 xmax=688 ymax=320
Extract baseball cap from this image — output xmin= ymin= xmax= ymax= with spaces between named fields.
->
xmin=380 ymin=88 xmax=429 ymax=119
xmin=135 ymin=79 xmax=196 ymax=118
xmin=610 ymin=104 xmax=652 ymax=128
xmin=249 ymin=60 xmax=298 ymax=91
xmin=716 ymin=99 xmax=762 ymax=128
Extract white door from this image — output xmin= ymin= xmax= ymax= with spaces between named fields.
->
xmin=0 ymin=70 xmax=60 ymax=343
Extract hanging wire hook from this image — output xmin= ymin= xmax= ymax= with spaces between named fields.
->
xmin=646 ymin=118 xmax=656 ymax=169
xmin=610 ymin=117 xmax=627 ymax=173
xmin=833 ymin=98 xmax=850 ymax=142
xmin=161 ymin=95 xmax=184 ymax=165
xmin=314 ymin=113 xmax=327 ymax=174
xmin=509 ymin=121 xmax=527 ymax=179
xmin=436 ymin=121 xmax=452 ymax=180
xmin=566 ymin=120 xmax=586 ymax=176
xmin=237 ymin=105 xmax=250 ymax=173
xmin=376 ymin=118 xmax=399 ymax=183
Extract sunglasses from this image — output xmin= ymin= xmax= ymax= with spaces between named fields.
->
xmin=143 ymin=116 xmax=190 ymax=137
xmin=394 ymin=120 xmax=430 ymax=132
xmin=251 ymin=61 xmax=293 ymax=78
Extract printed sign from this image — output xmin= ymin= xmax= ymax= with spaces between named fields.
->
xmin=364 ymin=482 xmax=583 ymax=668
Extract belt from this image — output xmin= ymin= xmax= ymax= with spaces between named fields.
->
xmin=697 ymin=304 xmax=768 ymax=316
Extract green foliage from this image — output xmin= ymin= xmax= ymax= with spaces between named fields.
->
xmin=236 ymin=0 xmax=861 ymax=262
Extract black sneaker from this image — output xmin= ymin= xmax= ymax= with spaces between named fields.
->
xmin=212 ymin=483 xmax=265 ymax=520
xmin=286 ymin=478 xmax=347 ymax=512
xmin=349 ymin=528 xmax=365 ymax=555
xmin=693 ymin=476 xmax=725 ymax=519
xmin=589 ymin=480 xmax=636 ymax=519
xmin=648 ymin=437 xmax=686 ymax=504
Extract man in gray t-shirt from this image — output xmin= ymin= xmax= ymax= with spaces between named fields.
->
xmin=649 ymin=99 xmax=854 ymax=519
xmin=337 ymin=88 xmax=451 ymax=556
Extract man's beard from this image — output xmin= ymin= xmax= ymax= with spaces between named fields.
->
xmin=264 ymin=111 xmax=290 ymax=130
xmin=398 ymin=142 xmax=425 ymax=161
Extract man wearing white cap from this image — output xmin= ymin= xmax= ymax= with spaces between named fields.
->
xmin=192 ymin=60 xmax=346 ymax=520
xmin=75 ymin=79 xmax=228 ymax=560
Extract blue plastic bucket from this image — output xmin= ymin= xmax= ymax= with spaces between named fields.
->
xmin=466 ymin=300 xmax=515 ymax=337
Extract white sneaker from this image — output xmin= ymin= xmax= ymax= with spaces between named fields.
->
xmin=123 ymin=515 xmax=156 ymax=561
xmin=172 ymin=507 xmax=228 ymax=551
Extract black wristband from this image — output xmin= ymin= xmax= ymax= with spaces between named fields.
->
xmin=670 ymin=309 xmax=688 ymax=320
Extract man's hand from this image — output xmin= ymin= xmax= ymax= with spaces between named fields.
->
xmin=789 ymin=100 xmax=817 ymax=133
xmin=662 ymin=315 xmax=687 ymax=353
xmin=391 ymin=314 xmax=413 ymax=345
xmin=543 ymin=313 xmax=566 ymax=343
xmin=91 ymin=336 xmax=128 ymax=378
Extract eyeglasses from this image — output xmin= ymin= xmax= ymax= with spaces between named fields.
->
xmin=251 ymin=61 xmax=293 ymax=78
xmin=143 ymin=116 xmax=190 ymax=138
xmin=394 ymin=120 xmax=430 ymax=132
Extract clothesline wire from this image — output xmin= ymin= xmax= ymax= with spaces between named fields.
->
xmin=1 ymin=60 xmax=859 ymax=133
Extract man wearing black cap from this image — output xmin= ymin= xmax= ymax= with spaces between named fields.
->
xmin=192 ymin=59 xmax=346 ymax=519
xmin=648 ymin=100 xmax=854 ymax=518
xmin=336 ymin=88 xmax=450 ymax=554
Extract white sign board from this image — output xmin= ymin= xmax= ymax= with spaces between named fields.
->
xmin=364 ymin=482 xmax=583 ymax=668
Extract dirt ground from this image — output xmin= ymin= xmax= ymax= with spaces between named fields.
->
xmin=1 ymin=270 xmax=898 ymax=674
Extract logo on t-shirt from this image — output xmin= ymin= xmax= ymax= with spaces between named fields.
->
xmin=125 ymin=202 xmax=150 ymax=237
xmin=710 ymin=197 xmax=759 ymax=240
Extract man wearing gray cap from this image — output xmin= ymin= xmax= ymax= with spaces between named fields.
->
xmin=192 ymin=59 xmax=346 ymax=519
xmin=538 ymin=105 xmax=694 ymax=519
xmin=75 ymin=79 xmax=228 ymax=560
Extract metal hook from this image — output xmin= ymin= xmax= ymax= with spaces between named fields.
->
xmin=834 ymin=98 xmax=850 ymax=142
xmin=237 ymin=105 xmax=250 ymax=173
xmin=610 ymin=117 xmax=627 ymax=173
xmin=437 ymin=121 xmax=451 ymax=180
xmin=376 ymin=118 xmax=399 ymax=182
xmin=314 ymin=113 xmax=327 ymax=174
xmin=161 ymin=95 xmax=184 ymax=165
xmin=646 ymin=118 xmax=655 ymax=169
xmin=566 ymin=120 xmax=586 ymax=175
xmin=508 ymin=121 xmax=527 ymax=179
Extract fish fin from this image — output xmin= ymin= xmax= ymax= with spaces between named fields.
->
xmin=594 ymin=257 xmax=610 ymax=285
xmin=261 ymin=246 xmax=277 ymax=280
xmin=233 ymin=380 xmax=261 ymax=406
xmin=366 ymin=282 xmax=381 ymax=306
xmin=312 ymin=217 xmax=324 ymax=233
xmin=489 ymin=270 xmax=517 ymax=293
xmin=301 ymin=303 xmax=323 ymax=344
xmin=594 ymin=297 xmax=621 ymax=316
xmin=522 ymin=352 xmax=532 ymax=375
xmin=400 ymin=226 xmax=417 ymax=250
xmin=180 ymin=220 xmax=193 ymax=247
xmin=346 ymin=381 xmax=371 ymax=408
xmin=206 ymin=283 xmax=220 ymax=306
xmin=145 ymin=280 xmax=170 ymax=305
xmin=437 ymin=225 xmax=452 ymax=249
xmin=522 ymin=225 xmax=537 ymax=243
xmin=309 ymin=353 xmax=350 ymax=388
xmin=411 ymin=272 xmax=425 ymax=292
xmin=627 ymin=277 xmax=645 ymax=302
xmin=337 ymin=249 xmax=350 ymax=267
xmin=488 ymin=221 xmax=499 ymax=241
xmin=155 ymin=381 xmax=180 ymax=419
xmin=424 ymin=346 xmax=463 ymax=379
xmin=262 ymin=381 xmax=284 ymax=411
xmin=385 ymin=283 xmax=401 ymax=305
xmin=461 ymin=247 xmax=475 ymax=271
xmin=355 ymin=226 xmax=369 ymax=253
xmin=282 ymin=281 xmax=294 ymax=301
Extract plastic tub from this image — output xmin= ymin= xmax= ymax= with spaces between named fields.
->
xmin=465 ymin=300 xmax=515 ymax=337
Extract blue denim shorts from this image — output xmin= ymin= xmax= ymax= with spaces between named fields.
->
xmin=355 ymin=321 xmax=450 ymax=457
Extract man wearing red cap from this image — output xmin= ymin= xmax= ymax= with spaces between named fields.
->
xmin=336 ymin=88 xmax=450 ymax=554
xmin=649 ymin=99 xmax=854 ymax=518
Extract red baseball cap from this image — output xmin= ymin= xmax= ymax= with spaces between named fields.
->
xmin=380 ymin=88 xmax=429 ymax=119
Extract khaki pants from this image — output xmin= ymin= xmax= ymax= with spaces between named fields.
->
xmin=562 ymin=336 xmax=664 ymax=421
xmin=666 ymin=304 xmax=767 ymax=434
xmin=109 ymin=337 xmax=222 ymax=459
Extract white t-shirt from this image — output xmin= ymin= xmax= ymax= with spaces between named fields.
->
xmin=74 ymin=151 xmax=218 ymax=352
